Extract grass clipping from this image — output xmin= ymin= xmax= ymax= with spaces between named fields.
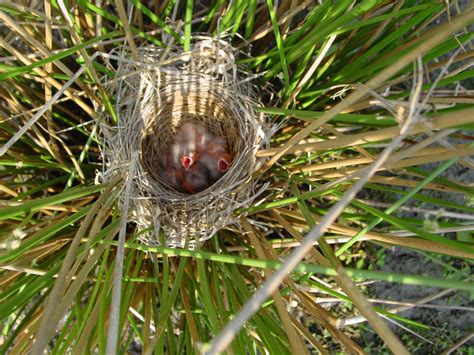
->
xmin=100 ymin=37 xmax=268 ymax=248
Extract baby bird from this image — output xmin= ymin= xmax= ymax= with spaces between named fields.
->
xmin=199 ymin=135 xmax=232 ymax=181
xmin=181 ymin=162 xmax=211 ymax=194
xmin=159 ymin=142 xmax=184 ymax=191
xmin=173 ymin=121 xmax=207 ymax=170
xmin=160 ymin=121 xmax=232 ymax=193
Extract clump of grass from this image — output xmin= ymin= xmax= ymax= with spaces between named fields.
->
xmin=0 ymin=1 xmax=473 ymax=354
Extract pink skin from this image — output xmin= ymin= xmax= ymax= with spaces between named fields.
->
xmin=160 ymin=121 xmax=232 ymax=193
xmin=174 ymin=121 xmax=207 ymax=169
xmin=159 ymin=143 xmax=184 ymax=190
xmin=181 ymin=142 xmax=230 ymax=193
xmin=198 ymin=137 xmax=231 ymax=181
xmin=181 ymin=163 xmax=210 ymax=193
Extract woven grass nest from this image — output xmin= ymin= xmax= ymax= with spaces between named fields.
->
xmin=100 ymin=37 xmax=269 ymax=248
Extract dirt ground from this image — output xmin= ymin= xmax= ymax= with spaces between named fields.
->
xmin=364 ymin=247 xmax=473 ymax=353
xmin=360 ymin=151 xmax=474 ymax=353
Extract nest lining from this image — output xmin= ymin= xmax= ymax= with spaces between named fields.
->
xmin=99 ymin=37 xmax=269 ymax=248
xmin=140 ymin=80 xmax=241 ymax=188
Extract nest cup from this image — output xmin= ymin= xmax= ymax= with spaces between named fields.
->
xmin=100 ymin=37 xmax=268 ymax=248
xmin=140 ymin=80 xmax=241 ymax=187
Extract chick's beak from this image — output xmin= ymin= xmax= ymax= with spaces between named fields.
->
xmin=218 ymin=159 xmax=229 ymax=172
xmin=180 ymin=156 xmax=193 ymax=170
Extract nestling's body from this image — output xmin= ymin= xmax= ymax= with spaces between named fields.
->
xmin=159 ymin=121 xmax=232 ymax=193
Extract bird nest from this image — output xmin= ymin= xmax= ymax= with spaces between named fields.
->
xmin=99 ymin=37 xmax=269 ymax=248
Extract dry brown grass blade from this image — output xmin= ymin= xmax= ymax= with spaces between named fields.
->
xmin=258 ymin=107 xmax=474 ymax=157
xmin=268 ymin=209 xmax=328 ymax=264
xmin=337 ymin=289 xmax=455 ymax=328
xmin=387 ymin=127 xmax=457 ymax=163
xmin=73 ymin=289 xmax=103 ymax=354
xmin=389 ymin=146 xmax=474 ymax=169
xmin=363 ymin=235 xmax=474 ymax=259
xmin=10 ymin=307 xmax=42 ymax=354
xmin=0 ymin=267 xmax=27 ymax=290
xmin=0 ymin=68 xmax=72 ymax=160
xmin=322 ymin=123 xmax=375 ymax=160
xmin=106 ymin=152 xmax=139 ymax=354
xmin=337 ymin=265 xmax=410 ymax=354
xmin=0 ymin=9 xmax=98 ymax=105
xmin=42 ymin=127 xmax=86 ymax=182
xmin=0 ymin=265 xmax=50 ymax=281
xmin=274 ymin=208 xmax=388 ymax=240
xmin=307 ymin=145 xmax=474 ymax=182
xmin=0 ymin=35 xmax=95 ymax=117
xmin=68 ymin=192 xmax=116 ymax=281
xmin=45 ymin=222 xmax=120 ymax=351
xmin=0 ymin=93 xmax=85 ymax=126
xmin=442 ymin=333 xmax=474 ymax=355
xmin=223 ymin=236 xmax=359 ymax=252
xmin=31 ymin=123 xmax=59 ymax=161
xmin=290 ymin=281 xmax=364 ymax=353
xmin=425 ymin=96 xmax=474 ymax=104
xmin=258 ymin=10 xmax=474 ymax=168
xmin=373 ymin=289 xmax=454 ymax=319
xmin=248 ymin=1 xmax=311 ymax=44
xmin=13 ymin=236 xmax=71 ymax=264
xmin=245 ymin=215 xmax=365 ymax=353
xmin=57 ymin=0 xmax=107 ymax=105
xmin=267 ymin=207 xmax=474 ymax=259
xmin=289 ymin=144 xmax=469 ymax=174
xmin=283 ymin=34 xmax=337 ymax=108
xmin=377 ymin=6 xmax=465 ymax=70
xmin=0 ymin=184 xmax=18 ymax=196
xmin=377 ymin=49 xmax=473 ymax=96
xmin=31 ymin=176 xmax=121 ymax=354
xmin=288 ymin=314 xmax=329 ymax=355
xmin=290 ymin=146 xmax=473 ymax=183
xmin=38 ymin=2 xmax=78 ymax=173
xmin=113 ymin=0 xmax=140 ymax=61
xmin=43 ymin=0 xmax=60 ymax=163
xmin=228 ymin=232 xmax=474 ymax=259
xmin=241 ymin=217 xmax=309 ymax=355
xmin=291 ymin=175 xmax=409 ymax=354
xmin=356 ymin=1 xmax=406 ymax=60
xmin=281 ymin=0 xmax=299 ymax=38
xmin=179 ymin=275 xmax=201 ymax=352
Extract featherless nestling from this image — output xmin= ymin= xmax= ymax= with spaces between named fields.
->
xmin=159 ymin=121 xmax=232 ymax=193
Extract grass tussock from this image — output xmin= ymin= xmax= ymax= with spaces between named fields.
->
xmin=0 ymin=1 xmax=473 ymax=354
